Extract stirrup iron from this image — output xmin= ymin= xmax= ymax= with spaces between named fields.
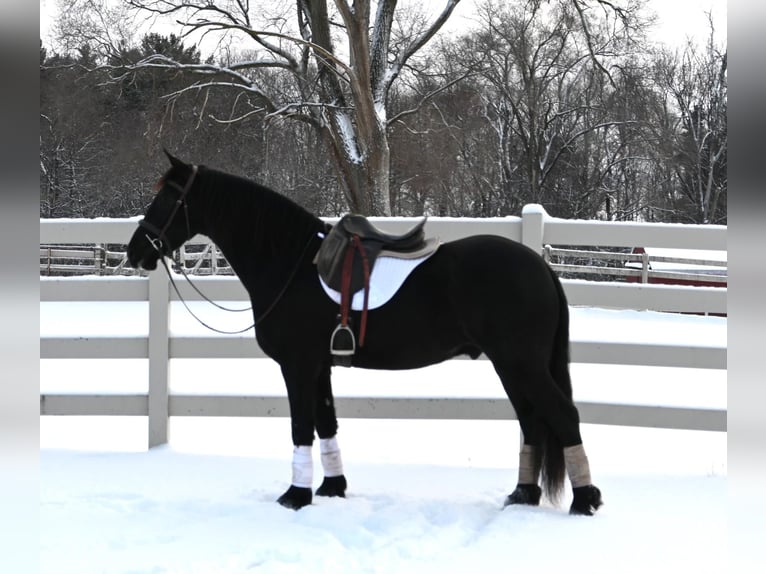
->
xmin=330 ymin=322 xmax=356 ymax=367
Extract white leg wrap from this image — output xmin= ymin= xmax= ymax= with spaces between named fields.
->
xmin=563 ymin=444 xmax=592 ymax=488
xmin=517 ymin=444 xmax=539 ymax=484
xmin=291 ymin=445 xmax=313 ymax=489
xmin=319 ymin=436 xmax=344 ymax=478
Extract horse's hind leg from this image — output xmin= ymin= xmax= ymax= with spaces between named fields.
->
xmin=548 ymin=352 xmax=603 ymax=515
xmin=500 ymin=384 xmax=544 ymax=507
xmin=313 ymin=363 xmax=347 ymax=498
xmin=493 ymin=356 xmax=602 ymax=515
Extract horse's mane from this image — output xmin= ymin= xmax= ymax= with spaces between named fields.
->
xmin=196 ymin=165 xmax=326 ymax=257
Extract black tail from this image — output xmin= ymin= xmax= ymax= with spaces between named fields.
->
xmin=536 ymin=267 xmax=572 ymax=504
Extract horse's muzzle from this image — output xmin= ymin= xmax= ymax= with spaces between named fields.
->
xmin=137 ymin=254 xmax=159 ymax=271
xmin=127 ymin=234 xmax=160 ymax=271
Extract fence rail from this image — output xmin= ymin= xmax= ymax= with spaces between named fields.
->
xmin=41 ymin=240 xmax=728 ymax=286
xmin=40 ymin=205 xmax=727 ymax=447
xmin=542 ymin=246 xmax=727 ymax=284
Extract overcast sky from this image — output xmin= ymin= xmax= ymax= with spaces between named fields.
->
xmin=40 ymin=0 xmax=726 ymax=53
xmin=649 ymin=0 xmax=726 ymax=45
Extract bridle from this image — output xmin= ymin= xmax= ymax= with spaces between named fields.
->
xmin=138 ymin=164 xmax=198 ymax=255
xmin=138 ymin=163 xmax=317 ymax=334
xmin=139 ymin=164 xmax=256 ymax=334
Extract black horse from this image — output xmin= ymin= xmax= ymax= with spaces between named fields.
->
xmin=127 ymin=152 xmax=603 ymax=515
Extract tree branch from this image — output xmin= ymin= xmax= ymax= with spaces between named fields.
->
xmin=541 ymin=120 xmax=639 ymax=185
xmin=572 ymin=0 xmax=617 ymax=88
xmin=385 ymin=0 xmax=462 ymax=94
xmin=388 ymin=70 xmax=478 ymax=127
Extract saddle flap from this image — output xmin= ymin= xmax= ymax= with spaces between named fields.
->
xmin=315 ymin=223 xmax=351 ymax=289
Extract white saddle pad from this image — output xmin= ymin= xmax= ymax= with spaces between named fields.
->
xmin=319 ymin=250 xmax=437 ymax=310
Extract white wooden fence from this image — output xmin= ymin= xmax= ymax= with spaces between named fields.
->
xmin=40 ymin=205 xmax=727 ymax=447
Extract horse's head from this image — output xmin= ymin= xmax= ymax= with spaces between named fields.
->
xmin=127 ymin=150 xmax=201 ymax=271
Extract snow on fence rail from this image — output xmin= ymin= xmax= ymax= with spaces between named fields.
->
xmin=40 ymin=206 xmax=727 ymax=447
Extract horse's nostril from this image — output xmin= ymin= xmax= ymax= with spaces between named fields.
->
xmin=143 ymin=257 xmax=157 ymax=271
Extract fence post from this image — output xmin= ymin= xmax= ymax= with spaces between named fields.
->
xmin=95 ymin=244 xmax=103 ymax=274
xmin=521 ymin=204 xmax=546 ymax=255
xmin=147 ymin=263 xmax=170 ymax=448
xmin=641 ymin=251 xmax=649 ymax=284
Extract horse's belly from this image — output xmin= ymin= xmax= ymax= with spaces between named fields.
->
xmin=352 ymin=343 xmax=481 ymax=370
xmin=349 ymin=305 xmax=478 ymax=370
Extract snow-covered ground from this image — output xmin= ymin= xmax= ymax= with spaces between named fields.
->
xmin=41 ymin=302 xmax=727 ymax=573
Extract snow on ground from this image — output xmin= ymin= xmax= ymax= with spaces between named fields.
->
xmin=40 ymin=415 xmax=727 ymax=574
xmin=41 ymin=440 xmax=725 ymax=574
xmin=40 ymin=302 xmax=727 ymax=573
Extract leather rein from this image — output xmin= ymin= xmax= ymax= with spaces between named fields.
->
xmin=139 ymin=165 xmax=313 ymax=334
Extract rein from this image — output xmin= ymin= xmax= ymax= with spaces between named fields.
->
xmin=156 ymin=232 xmax=317 ymax=335
xmin=159 ymin=257 xmax=255 ymax=335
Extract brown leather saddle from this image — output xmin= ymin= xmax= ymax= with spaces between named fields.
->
xmin=315 ymin=214 xmax=437 ymax=365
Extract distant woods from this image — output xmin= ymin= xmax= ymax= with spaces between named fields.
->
xmin=40 ymin=0 xmax=726 ymax=223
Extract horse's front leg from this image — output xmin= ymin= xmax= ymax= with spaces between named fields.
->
xmin=313 ymin=362 xmax=347 ymax=498
xmin=276 ymin=362 xmax=319 ymax=510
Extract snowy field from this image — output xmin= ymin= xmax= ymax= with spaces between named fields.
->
xmin=41 ymin=303 xmax=727 ymax=574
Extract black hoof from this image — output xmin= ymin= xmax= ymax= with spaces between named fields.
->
xmin=504 ymin=484 xmax=542 ymax=507
xmin=315 ymin=475 xmax=347 ymax=498
xmin=277 ymin=485 xmax=313 ymax=510
xmin=569 ymin=485 xmax=603 ymax=516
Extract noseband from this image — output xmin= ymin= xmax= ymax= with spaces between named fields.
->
xmin=139 ymin=165 xmax=198 ymax=255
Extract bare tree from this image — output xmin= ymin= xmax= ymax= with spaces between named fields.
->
xmin=101 ymin=0 xmax=463 ymax=215
xmin=42 ymin=0 xmax=726 ymax=223
xmin=653 ymin=17 xmax=727 ymax=224
xmin=51 ymin=0 xmax=137 ymax=61
xmin=458 ymin=0 xmax=649 ymax=216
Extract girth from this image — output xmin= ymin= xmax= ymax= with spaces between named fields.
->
xmin=315 ymin=214 xmax=431 ymax=366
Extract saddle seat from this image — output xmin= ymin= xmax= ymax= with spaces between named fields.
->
xmin=336 ymin=214 xmax=427 ymax=252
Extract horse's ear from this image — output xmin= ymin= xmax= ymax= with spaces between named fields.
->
xmin=163 ymin=148 xmax=186 ymax=169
